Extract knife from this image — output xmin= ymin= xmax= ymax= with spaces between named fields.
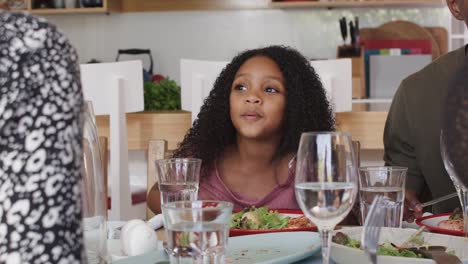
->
xmin=354 ymin=16 xmax=360 ymax=46
xmin=349 ymin=21 xmax=356 ymax=46
xmin=421 ymin=192 xmax=458 ymax=208
xmin=339 ymin=17 xmax=347 ymax=44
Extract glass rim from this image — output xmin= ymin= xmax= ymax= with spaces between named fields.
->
xmin=300 ymin=131 xmax=351 ymax=137
xmin=155 ymin=158 xmax=202 ymax=164
xmin=359 ymin=166 xmax=408 ymax=172
xmin=162 ymin=200 xmax=233 ymax=212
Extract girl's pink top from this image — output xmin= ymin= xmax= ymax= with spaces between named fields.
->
xmin=198 ymin=161 xmax=300 ymax=210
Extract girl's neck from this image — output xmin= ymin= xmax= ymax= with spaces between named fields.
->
xmin=229 ymin=136 xmax=281 ymax=167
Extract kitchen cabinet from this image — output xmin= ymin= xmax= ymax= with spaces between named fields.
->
xmin=122 ymin=0 xmax=443 ymax=12
xmin=270 ymin=0 xmax=444 ymax=9
xmin=95 ymin=111 xmax=192 ymax=151
xmin=120 ymin=0 xmax=270 ymax=12
xmin=25 ymin=0 xmax=120 ymax=14
xmin=9 ymin=0 xmax=444 ymax=13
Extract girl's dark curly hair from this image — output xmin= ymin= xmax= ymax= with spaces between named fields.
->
xmin=173 ymin=45 xmax=335 ymax=177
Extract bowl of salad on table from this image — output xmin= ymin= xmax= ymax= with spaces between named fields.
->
xmin=331 ymin=226 xmax=467 ymax=264
xmin=229 ymin=207 xmax=317 ymax=237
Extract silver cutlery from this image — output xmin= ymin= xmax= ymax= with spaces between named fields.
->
xmin=362 ymin=195 xmax=386 ymax=264
xmin=421 ymin=192 xmax=458 ymax=208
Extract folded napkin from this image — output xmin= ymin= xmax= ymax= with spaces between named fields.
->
xmin=121 ymin=219 xmax=160 ymax=256
xmin=147 ymin=214 xmax=164 ymax=230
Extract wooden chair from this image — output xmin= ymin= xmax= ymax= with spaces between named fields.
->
xmin=98 ymin=136 xmax=108 ymax=212
xmin=353 ymin=140 xmax=361 ymax=167
xmin=102 ymin=135 xmax=149 ymax=220
xmin=146 ymin=139 xmax=168 ymax=219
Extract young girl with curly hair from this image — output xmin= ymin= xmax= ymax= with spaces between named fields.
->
xmin=148 ymin=45 xmax=334 ymax=213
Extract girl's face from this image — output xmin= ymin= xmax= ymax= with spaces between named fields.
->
xmin=229 ymin=56 xmax=287 ymax=141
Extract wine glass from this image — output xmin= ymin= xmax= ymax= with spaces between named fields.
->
xmin=440 ymin=131 xmax=468 ymax=237
xmin=81 ymin=102 xmax=107 ymax=263
xmin=295 ymin=132 xmax=359 ymax=264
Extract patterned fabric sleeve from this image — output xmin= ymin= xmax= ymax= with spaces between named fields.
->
xmin=0 ymin=11 xmax=85 ymax=263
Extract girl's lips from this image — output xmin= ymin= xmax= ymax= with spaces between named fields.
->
xmin=241 ymin=111 xmax=262 ymax=121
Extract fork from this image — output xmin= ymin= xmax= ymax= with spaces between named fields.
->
xmin=361 ymin=195 xmax=386 ymax=264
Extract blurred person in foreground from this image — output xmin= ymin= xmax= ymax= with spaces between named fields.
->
xmin=0 ymin=11 xmax=85 ymax=263
xmin=384 ymin=0 xmax=468 ymax=222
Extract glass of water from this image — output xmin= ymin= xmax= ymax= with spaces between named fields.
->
xmin=155 ymin=158 xmax=202 ymax=205
xmin=295 ymin=132 xmax=359 ymax=264
xmin=162 ymin=200 xmax=233 ymax=264
xmin=359 ymin=166 xmax=407 ymax=228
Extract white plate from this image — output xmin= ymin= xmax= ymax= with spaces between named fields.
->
xmin=416 ymin=213 xmax=465 ymax=236
xmin=226 ymin=231 xmax=320 ymax=264
xmin=112 ymin=231 xmax=321 ymax=264
xmin=331 ymin=227 xmax=468 ymax=264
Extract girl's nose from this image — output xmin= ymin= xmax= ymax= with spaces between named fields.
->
xmin=245 ymin=91 xmax=261 ymax=104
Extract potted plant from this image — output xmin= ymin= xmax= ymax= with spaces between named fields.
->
xmin=144 ymin=77 xmax=181 ymax=111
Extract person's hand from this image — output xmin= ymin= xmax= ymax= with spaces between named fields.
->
xmin=403 ymin=189 xmax=423 ymax=223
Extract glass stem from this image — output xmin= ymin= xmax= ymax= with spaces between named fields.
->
xmin=320 ymin=229 xmax=333 ymax=264
xmin=462 ymin=190 xmax=468 ymax=239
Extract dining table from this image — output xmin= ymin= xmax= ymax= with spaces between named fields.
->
xmin=112 ymin=228 xmax=323 ymax=264
xmin=112 ymin=249 xmax=322 ymax=264
xmin=110 ymin=215 xmax=468 ymax=264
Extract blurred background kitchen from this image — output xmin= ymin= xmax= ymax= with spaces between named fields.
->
xmin=3 ymin=0 xmax=465 ymax=220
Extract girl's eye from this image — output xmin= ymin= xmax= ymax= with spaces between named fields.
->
xmin=265 ymin=87 xmax=278 ymax=93
xmin=234 ymin=84 xmax=247 ymax=91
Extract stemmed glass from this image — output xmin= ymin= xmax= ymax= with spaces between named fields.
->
xmin=295 ymin=132 xmax=359 ymax=264
xmin=440 ymin=132 xmax=468 ymax=236
xmin=81 ymin=102 xmax=107 ymax=263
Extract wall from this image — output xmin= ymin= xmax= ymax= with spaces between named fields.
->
xmin=44 ymin=7 xmax=450 ymax=83
xmin=42 ymin=7 xmax=450 ymax=199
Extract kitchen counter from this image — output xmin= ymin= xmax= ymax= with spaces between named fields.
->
xmin=96 ymin=103 xmax=388 ymax=151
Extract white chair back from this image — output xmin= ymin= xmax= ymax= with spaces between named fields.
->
xmin=80 ymin=60 xmax=144 ymax=221
xmin=180 ymin=58 xmax=352 ymax=123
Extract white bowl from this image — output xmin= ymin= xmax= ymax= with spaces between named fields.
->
xmin=331 ymin=227 xmax=468 ymax=264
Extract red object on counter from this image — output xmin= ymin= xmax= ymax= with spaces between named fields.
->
xmin=152 ymin=74 xmax=166 ymax=83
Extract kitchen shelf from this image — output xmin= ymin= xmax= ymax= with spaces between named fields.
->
xmin=120 ymin=0 xmax=270 ymax=12
xmin=451 ymin=35 xmax=466 ymax=39
xmin=96 ymin=109 xmax=387 ymax=151
xmin=30 ymin=7 xmax=107 ymax=14
xmin=27 ymin=0 xmax=120 ymax=15
xmin=270 ymin=0 xmax=445 ymax=9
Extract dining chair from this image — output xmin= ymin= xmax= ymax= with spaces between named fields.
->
xmin=98 ymin=136 xmax=109 ymax=213
xmin=146 ymin=139 xmax=169 ymax=219
xmin=353 ymin=140 xmax=361 ymax=167
xmin=81 ymin=60 xmax=145 ymax=221
xmin=180 ymin=58 xmax=352 ymax=124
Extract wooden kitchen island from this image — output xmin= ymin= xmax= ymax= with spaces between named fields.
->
xmin=95 ymin=102 xmax=389 ymax=151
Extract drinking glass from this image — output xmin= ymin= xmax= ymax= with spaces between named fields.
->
xmin=81 ymin=102 xmax=107 ymax=263
xmin=359 ymin=166 xmax=407 ymax=227
xmin=162 ymin=200 xmax=233 ymax=264
xmin=440 ymin=132 xmax=468 ymax=236
xmin=155 ymin=158 xmax=202 ymax=206
xmin=295 ymin=132 xmax=358 ymax=264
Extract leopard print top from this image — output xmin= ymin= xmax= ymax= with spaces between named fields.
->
xmin=0 ymin=12 xmax=85 ymax=263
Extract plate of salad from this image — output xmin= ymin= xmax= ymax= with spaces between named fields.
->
xmin=330 ymin=227 xmax=467 ymax=264
xmin=229 ymin=207 xmax=317 ymax=237
xmin=416 ymin=208 xmax=465 ymax=237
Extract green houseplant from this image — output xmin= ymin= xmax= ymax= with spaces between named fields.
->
xmin=144 ymin=78 xmax=181 ymax=111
